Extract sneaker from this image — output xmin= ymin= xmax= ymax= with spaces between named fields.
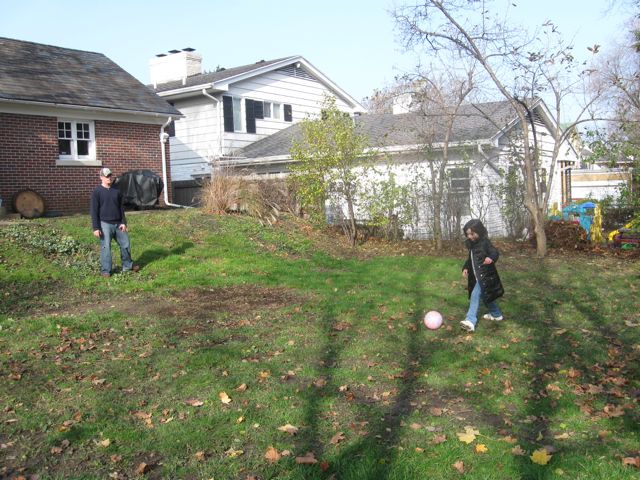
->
xmin=101 ymin=273 xmax=111 ymax=278
xmin=460 ymin=319 xmax=475 ymax=332
xmin=483 ymin=314 xmax=504 ymax=321
xmin=132 ymin=264 xmax=140 ymax=272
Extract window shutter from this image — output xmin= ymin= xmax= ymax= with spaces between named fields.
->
xmin=223 ymin=96 xmax=234 ymax=132
xmin=254 ymin=101 xmax=264 ymax=119
xmin=284 ymin=104 xmax=292 ymax=122
xmin=245 ymin=99 xmax=256 ymax=134
xmin=167 ymin=119 xmax=176 ymax=137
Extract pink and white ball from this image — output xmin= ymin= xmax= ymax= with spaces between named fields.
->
xmin=423 ymin=311 xmax=443 ymax=330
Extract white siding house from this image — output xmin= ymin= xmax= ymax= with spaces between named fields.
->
xmin=149 ymin=50 xmax=365 ymax=184
xmin=237 ymin=98 xmax=580 ymax=239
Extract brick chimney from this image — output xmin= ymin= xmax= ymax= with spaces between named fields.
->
xmin=149 ymin=48 xmax=202 ymax=87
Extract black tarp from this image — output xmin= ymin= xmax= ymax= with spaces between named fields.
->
xmin=113 ymin=170 xmax=163 ymax=208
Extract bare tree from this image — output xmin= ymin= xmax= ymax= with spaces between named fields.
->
xmin=402 ymin=63 xmax=476 ymax=249
xmin=393 ymin=0 xmax=604 ymax=257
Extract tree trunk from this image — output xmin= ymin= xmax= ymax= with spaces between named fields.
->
xmin=346 ymin=196 xmax=358 ymax=247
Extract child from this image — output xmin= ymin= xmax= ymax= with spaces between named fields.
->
xmin=460 ymin=219 xmax=504 ymax=332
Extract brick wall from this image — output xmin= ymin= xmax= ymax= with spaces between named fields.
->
xmin=0 ymin=112 xmax=172 ymax=215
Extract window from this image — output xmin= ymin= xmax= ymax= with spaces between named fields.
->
xmin=57 ymin=120 xmax=95 ymax=159
xmin=448 ymin=167 xmax=470 ymax=216
xmin=284 ymin=104 xmax=292 ymax=122
xmin=223 ymin=95 xmax=243 ymax=132
xmin=263 ymin=101 xmax=281 ymax=119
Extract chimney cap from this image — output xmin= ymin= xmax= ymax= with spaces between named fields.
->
xmin=155 ymin=53 xmax=167 ymax=57
xmin=182 ymin=47 xmax=195 ymax=52
xmin=168 ymin=49 xmax=181 ymax=54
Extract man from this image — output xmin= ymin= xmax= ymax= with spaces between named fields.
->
xmin=90 ymin=167 xmax=138 ymax=277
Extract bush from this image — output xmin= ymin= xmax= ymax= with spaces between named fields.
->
xmin=0 ymin=224 xmax=99 ymax=274
xmin=200 ymin=167 xmax=298 ymax=225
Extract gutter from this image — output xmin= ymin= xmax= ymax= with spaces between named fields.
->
xmin=477 ymin=144 xmax=501 ymax=174
xmin=0 ymin=97 xmax=182 ymax=119
xmin=201 ymin=89 xmax=223 ymax=165
xmin=160 ymin=117 xmax=191 ymax=208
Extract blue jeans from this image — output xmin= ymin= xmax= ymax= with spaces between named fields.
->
xmin=100 ymin=221 xmax=133 ymax=274
xmin=465 ymin=282 xmax=502 ymax=326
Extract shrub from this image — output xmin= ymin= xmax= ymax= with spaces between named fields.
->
xmin=0 ymin=224 xmax=99 ymax=274
xmin=200 ymin=166 xmax=298 ymax=225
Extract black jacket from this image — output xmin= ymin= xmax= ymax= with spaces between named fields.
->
xmin=463 ymin=237 xmax=504 ymax=303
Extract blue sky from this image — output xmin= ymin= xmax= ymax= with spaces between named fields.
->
xmin=1 ymin=0 xmax=632 ymax=105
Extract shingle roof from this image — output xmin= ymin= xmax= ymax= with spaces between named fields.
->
xmin=0 ymin=37 xmax=181 ymax=116
xmin=238 ymin=100 xmax=516 ymax=159
xmin=150 ymin=57 xmax=295 ymax=93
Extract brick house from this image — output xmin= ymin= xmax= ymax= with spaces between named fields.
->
xmin=0 ymin=37 xmax=182 ymax=215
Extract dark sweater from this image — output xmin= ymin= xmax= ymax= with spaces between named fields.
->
xmin=90 ymin=185 xmax=126 ymax=231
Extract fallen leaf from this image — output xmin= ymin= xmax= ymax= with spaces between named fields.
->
xmin=410 ymin=423 xmax=422 ymax=430
xmin=110 ymin=454 xmax=121 ymax=463
xmin=429 ymin=407 xmax=443 ymax=416
xmin=452 ymin=460 xmax=465 ymax=473
xmin=530 ymin=448 xmax=552 ymax=465
xmin=512 ymin=445 xmax=526 ymax=456
xmin=567 ymin=368 xmax=581 ymax=379
xmin=235 ymin=383 xmax=248 ymax=392
xmin=236 ymin=416 xmax=245 ymax=424
xmin=432 ymin=434 xmax=447 ymax=445
xmin=622 ymin=456 xmax=640 ymax=468
xmin=475 ymin=443 xmax=488 ymax=453
xmin=320 ymin=460 xmax=330 ymax=471
xmin=603 ymin=404 xmax=625 ymax=417
xmin=277 ymin=424 xmax=299 ymax=435
xmin=219 ymin=392 xmax=232 ymax=404
xmin=194 ymin=451 xmax=206 ymax=461
xmin=185 ymin=399 xmax=204 ymax=407
xmin=554 ymin=432 xmax=571 ymax=440
xmin=265 ymin=446 xmax=281 ymax=463
xmin=314 ymin=378 xmax=327 ymax=388
xmin=225 ymin=447 xmax=244 ymax=458
xmin=135 ymin=462 xmax=149 ymax=475
xmin=457 ymin=426 xmax=480 ymax=444
xmin=295 ymin=451 xmax=318 ymax=464
xmin=98 ymin=438 xmax=111 ymax=448
xmin=330 ymin=431 xmax=345 ymax=444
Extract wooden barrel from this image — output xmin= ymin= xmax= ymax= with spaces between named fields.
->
xmin=12 ymin=189 xmax=45 ymax=218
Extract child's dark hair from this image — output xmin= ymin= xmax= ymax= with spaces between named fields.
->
xmin=462 ymin=219 xmax=488 ymax=239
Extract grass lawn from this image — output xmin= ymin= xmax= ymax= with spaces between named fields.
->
xmin=0 ymin=209 xmax=638 ymax=479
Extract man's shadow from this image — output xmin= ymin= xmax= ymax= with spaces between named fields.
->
xmin=135 ymin=242 xmax=194 ymax=269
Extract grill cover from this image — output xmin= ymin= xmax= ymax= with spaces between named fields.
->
xmin=113 ymin=170 xmax=164 ymax=208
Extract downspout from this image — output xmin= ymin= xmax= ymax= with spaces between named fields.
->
xmin=201 ymin=88 xmax=223 ymax=172
xmin=160 ymin=116 xmax=190 ymax=208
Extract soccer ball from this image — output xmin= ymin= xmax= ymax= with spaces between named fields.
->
xmin=423 ymin=311 xmax=443 ymax=330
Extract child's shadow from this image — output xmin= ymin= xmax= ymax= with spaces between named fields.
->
xmin=135 ymin=242 xmax=194 ymax=269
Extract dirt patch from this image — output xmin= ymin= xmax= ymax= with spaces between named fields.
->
xmin=29 ymin=285 xmax=306 ymax=324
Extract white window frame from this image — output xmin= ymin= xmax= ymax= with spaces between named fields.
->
xmin=56 ymin=119 xmax=98 ymax=165
xmin=263 ymin=101 xmax=281 ymax=120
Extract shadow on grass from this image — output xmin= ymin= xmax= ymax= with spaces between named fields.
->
xmin=135 ymin=241 xmax=194 ymax=269
xmin=288 ymin=254 xmax=639 ymax=479
xmin=290 ymin=258 xmax=453 ymax=479
xmin=505 ymin=258 xmax=639 ymax=479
